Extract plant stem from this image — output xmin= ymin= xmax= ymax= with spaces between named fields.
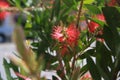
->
xmin=15 ymin=72 xmax=28 ymax=80
xmin=72 ymin=54 xmax=76 ymax=71
xmin=0 ymin=6 xmax=42 ymax=12
xmin=57 ymin=53 xmax=66 ymax=80
xmin=76 ymin=0 xmax=84 ymax=31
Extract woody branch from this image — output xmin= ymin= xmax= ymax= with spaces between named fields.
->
xmin=0 ymin=6 xmax=42 ymax=12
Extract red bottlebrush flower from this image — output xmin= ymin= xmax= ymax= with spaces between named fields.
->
xmin=97 ymin=14 xmax=105 ymax=21
xmin=66 ymin=24 xmax=80 ymax=47
xmin=51 ymin=26 xmax=64 ymax=42
xmin=51 ymin=24 xmax=80 ymax=55
xmin=0 ymin=1 xmax=10 ymax=21
xmin=88 ymin=14 xmax=105 ymax=42
xmin=88 ymin=14 xmax=105 ymax=33
xmin=88 ymin=21 xmax=99 ymax=33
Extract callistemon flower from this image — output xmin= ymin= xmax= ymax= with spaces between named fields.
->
xmin=0 ymin=1 xmax=10 ymax=21
xmin=88 ymin=14 xmax=105 ymax=33
xmin=51 ymin=26 xmax=64 ymax=42
xmin=51 ymin=24 xmax=80 ymax=55
xmin=66 ymin=24 xmax=80 ymax=47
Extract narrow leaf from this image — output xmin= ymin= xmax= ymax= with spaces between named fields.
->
xmin=85 ymin=4 xmax=101 ymax=14
xmin=87 ymin=56 xmax=101 ymax=80
xmin=3 ymin=59 xmax=14 ymax=80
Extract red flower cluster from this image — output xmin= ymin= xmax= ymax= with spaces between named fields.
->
xmin=51 ymin=24 xmax=80 ymax=55
xmin=88 ymin=14 xmax=105 ymax=33
xmin=88 ymin=14 xmax=105 ymax=42
xmin=52 ymin=26 xmax=64 ymax=42
xmin=66 ymin=24 xmax=80 ymax=46
xmin=0 ymin=0 xmax=10 ymax=21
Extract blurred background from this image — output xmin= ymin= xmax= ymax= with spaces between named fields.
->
xmin=0 ymin=0 xmax=55 ymax=79
xmin=0 ymin=0 xmax=26 ymax=79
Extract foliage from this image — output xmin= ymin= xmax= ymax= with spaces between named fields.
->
xmin=1 ymin=0 xmax=120 ymax=80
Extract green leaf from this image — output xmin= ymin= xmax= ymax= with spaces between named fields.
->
xmin=7 ymin=0 xmax=15 ymax=5
xmin=79 ymin=49 xmax=95 ymax=59
xmin=102 ymin=7 xmax=120 ymax=28
xmin=85 ymin=4 xmax=101 ymax=14
xmin=103 ymin=26 xmax=116 ymax=54
xmin=96 ymin=0 xmax=105 ymax=6
xmin=86 ymin=56 xmax=101 ymax=80
xmin=51 ymin=0 xmax=61 ymax=20
xmin=25 ymin=14 xmax=32 ymax=28
xmin=103 ymin=25 xmax=120 ymax=57
xmin=86 ymin=16 xmax=105 ymax=27
xmin=12 ymin=0 xmax=22 ymax=9
xmin=54 ymin=0 xmax=61 ymax=17
xmin=80 ymin=64 xmax=88 ymax=76
xmin=3 ymin=59 xmax=14 ymax=80
xmin=62 ymin=0 xmax=75 ymax=7
xmin=96 ymin=41 xmax=112 ymax=67
xmin=102 ymin=7 xmax=120 ymax=57
xmin=0 ymin=73 xmax=3 ymax=80
xmin=96 ymin=63 xmax=111 ymax=80
xmin=102 ymin=25 xmax=120 ymax=79
xmin=84 ymin=0 xmax=95 ymax=4
xmin=96 ymin=41 xmax=112 ymax=79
